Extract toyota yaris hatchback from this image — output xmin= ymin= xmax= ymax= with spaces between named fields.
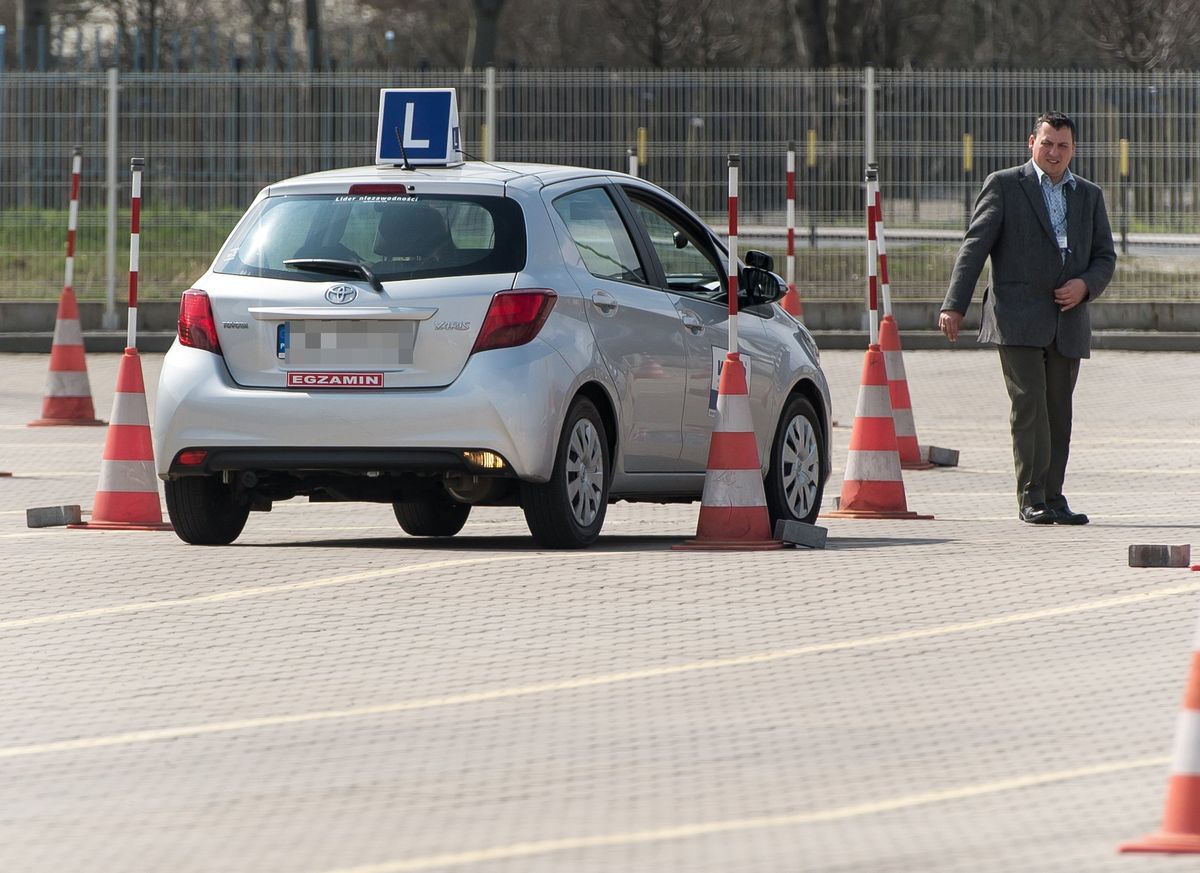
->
xmin=155 ymin=161 xmax=832 ymax=547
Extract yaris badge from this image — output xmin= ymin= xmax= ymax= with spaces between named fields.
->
xmin=325 ymin=284 xmax=358 ymax=305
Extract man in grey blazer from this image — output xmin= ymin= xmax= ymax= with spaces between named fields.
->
xmin=939 ymin=111 xmax=1116 ymax=525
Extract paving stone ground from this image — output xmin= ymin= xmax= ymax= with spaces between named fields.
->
xmin=0 ymin=347 xmax=1197 ymax=873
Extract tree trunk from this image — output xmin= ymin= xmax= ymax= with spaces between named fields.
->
xmin=17 ymin=0 xmax=51 ymax=68
xmin=305 ymin=0 xmax=322 ymax=70
xmin=467 ymin=0 xmax=508 ymax=70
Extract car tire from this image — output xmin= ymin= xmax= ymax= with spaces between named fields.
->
xmin=764 ymin=394 xmax=826 ymax=526
xmin=164 ymin=475 xmax=251 ymax=545
xmin=393 ymin=494 xmax=471 ymax=537
xmin=521 ymin=397 xmax=609 ymax=549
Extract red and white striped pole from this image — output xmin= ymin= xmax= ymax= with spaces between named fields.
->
xmin=127 ymin=157 xmax=144 ymax=350
xmin=727 ymin=153 xmax=740 ymax=353
xmin=65 ymin=147 xmax=82 ymax=294
xmin=866 ymin=164 xmax=879 ymax=346
xmin=872 ymin=168 xmax=894 ymax=318
xmin=781 ymin=141 xmax=802 ymax=317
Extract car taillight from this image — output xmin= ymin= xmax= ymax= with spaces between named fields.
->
xmin=470 ymin=289 xmax=557 ymax=355
xmin=178 ymin=289 xmax=222 ymax=355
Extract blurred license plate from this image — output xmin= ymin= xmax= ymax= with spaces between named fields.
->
xmin=279 ymin=320 xmax=416 ymax=367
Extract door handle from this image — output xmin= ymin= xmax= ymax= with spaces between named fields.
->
xmin=590 ymin=290 xmax=618 ymax=315
xmin=680 ymin=310 xmax=705 ymax=335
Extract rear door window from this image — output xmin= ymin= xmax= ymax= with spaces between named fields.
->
xmin=214 ymin=193 xmax=526 ymax=281
xmin=552 ymin=187 xmax=648 ymax=285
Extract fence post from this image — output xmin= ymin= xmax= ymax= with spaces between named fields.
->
xmin=485 ymin=65 xmax=497 ymax=161
xmin=863 ymin=65 xmax=875 ymax=167
xmin=1120 ymin=137 xmax=1129 ymax=255
xmin=962 ymin=132 xmax=973 ymax=230
xmin=104 ymin=67 xmax=119 ymax=330
xmin=807 ymin=128 xmax=818 ymax=248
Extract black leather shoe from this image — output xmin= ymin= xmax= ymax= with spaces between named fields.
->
xmin=1019 ymin=504 xmax=1056 ymax=524
xmin=1051 ymin=505 xmax=1089 ymax=525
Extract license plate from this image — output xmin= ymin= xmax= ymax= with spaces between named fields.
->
xmin=279 ymin=320 xmax=416 ymax=367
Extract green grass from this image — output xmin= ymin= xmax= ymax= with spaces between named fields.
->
xmin=4 ymin=209 xmax=1199 ymax=302
xmin=0 ymin=208 xmax=243 ymax=300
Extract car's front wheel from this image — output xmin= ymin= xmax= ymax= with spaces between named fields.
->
xmin=764 ymin=394 xmax=825 ymax=526
xmin=165 ymin=475 xmax=251 ymax=545
xmin=393 ymin=494 xmax=471 ymax=537
xmin=521 ymin=397 xmax=609 ymax=549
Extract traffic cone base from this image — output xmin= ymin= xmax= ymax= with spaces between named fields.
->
xmin=1121 ymin=832 xmax=1200 ymax=854
xmin=674 ymin=354 xmax=781 ymax=551
xmin=823 ymin=508 xmax=933 ymax=520
xmin=70 ymin=520 xmax=173 ymax=531
xmin=73 ymin=348 xmax=172 ymax=533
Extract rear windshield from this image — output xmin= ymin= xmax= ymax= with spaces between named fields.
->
xmin=214 ymin=193 xmax=526 ymax=281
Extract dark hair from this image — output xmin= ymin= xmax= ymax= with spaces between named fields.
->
xmin=1033 ymin=111 xmax=1076 ymax=142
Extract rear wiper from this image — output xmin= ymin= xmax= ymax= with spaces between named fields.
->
xmin=283 ymin=258 xmax=384 ymax=294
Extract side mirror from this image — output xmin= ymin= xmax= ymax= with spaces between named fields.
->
xmin=672 ymin=231 xmax=689 ymax=250
xmin=744 ymin=250 xmax=774 ymax=271
xmin=739 ymin=250 xmax=786 ymax=305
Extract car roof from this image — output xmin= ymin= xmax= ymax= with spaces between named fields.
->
xmin=263 ymin=161 xmax=622 ymax=196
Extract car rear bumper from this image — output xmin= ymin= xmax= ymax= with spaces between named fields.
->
xmin=153 ymin=340 xmax=574 ymax=482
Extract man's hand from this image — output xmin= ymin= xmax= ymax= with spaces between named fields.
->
xmin=1054 ymin=278 xmax=1088 ymax=311
xmin=938 ymin=309 xmax=964 ymax=343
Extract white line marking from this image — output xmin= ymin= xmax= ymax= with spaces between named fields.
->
xmin=1 ymin=579 xmax=1198 ymax=760
xmin=0 ymin=556 xmax=524 ymax=632
xmin=314 ymin=756 xmax=1169 ymax=872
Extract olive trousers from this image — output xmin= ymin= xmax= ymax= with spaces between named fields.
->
xmin=996 ymin=344 xmax=1081 ymax=512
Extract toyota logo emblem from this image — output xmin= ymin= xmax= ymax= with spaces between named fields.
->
xmin=325 ymin=284 xmax=358 ymax=305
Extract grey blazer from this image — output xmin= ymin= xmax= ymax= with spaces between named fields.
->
xmin=942 ymin=160 xmax=1116 ymax=358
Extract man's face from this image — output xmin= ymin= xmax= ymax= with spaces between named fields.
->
xmin=1028 ymin=122 xmax=1075 ymax=183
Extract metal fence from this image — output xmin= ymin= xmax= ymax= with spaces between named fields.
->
xmin=2 ymin=67 xmax=1198 ymax=303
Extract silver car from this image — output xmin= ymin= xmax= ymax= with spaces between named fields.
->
xmin=155 ymin=162 xmax=832 ymax=547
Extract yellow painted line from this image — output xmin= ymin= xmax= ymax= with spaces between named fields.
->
xmin=317 ymin=756 xmax=1169 ymax=872
xmin=0 ymin=556 xmax=523 ymax=632
xmin=2 ymin=579 xmax=1199 ymax=760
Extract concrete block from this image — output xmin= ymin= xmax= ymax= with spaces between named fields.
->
xmin=926 ymin=445 xmax=960 ymax=467
xmin=26 ymin=505 xmax=82 ymax=528
xmin=1129 ymin=544 xmax=1191 ymax=568
xmin=774 ymin=520 xmax=828 ymax=549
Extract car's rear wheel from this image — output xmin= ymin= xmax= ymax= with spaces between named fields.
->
xmin=521 ymin=397 xmax=609 ymax=549
xmin=165 ymin=475 xmax=251 ymax=545
xmin=765 ymin=394 xmax=825 ymax=526
xmin=393 ymin=494 xmax=471 ymax=537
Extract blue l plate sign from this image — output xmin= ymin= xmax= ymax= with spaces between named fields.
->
xmin=375 ymin=89 xmax=463 ymax=167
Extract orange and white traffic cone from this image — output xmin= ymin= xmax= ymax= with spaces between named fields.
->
xmin=69 ymin=348 xmax=171 ymax=531
xmin=29 ymin=287 xmax=104 ymax=427
xmin=823 ymin=344 xmax=932 ymax=520
xmin=879 ymin=315 xmax=933 ymax=470
xmin=675 ymin=353 xmax=782 ymax=551
xmin=1120 ymin=614 xmax=1200 ymax=854
xmin=31 ymin=148 xmax=103 ymax=427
